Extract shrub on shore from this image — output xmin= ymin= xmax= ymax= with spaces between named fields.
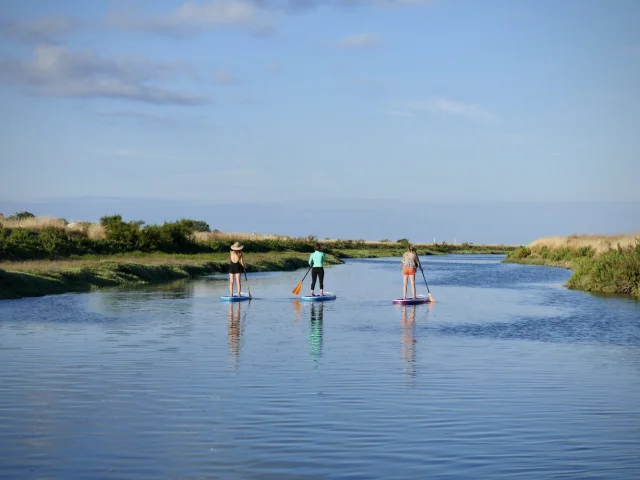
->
xmin=505 ymin=234 xmax=640 ymax=298
xmin=567 ymin=242 xmax=640 ymax=297
xmin=1 ymin=213 xmax=516 ymax=261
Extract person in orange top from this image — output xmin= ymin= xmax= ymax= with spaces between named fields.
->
xmin=401 ymin=245 xmax=419 ymax=299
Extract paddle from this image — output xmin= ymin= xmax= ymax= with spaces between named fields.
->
xmin=292 ymin=266 xmax=312 ymax=295
xmin=243 ymin=267 xmax=252 ymax=298
xmin=416 ymin=252 xmax=435 ymax=302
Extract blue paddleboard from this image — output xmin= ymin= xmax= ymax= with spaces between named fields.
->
xmin=221 ymin=294 xmax=252 ymax=302
xmin=392 ymin=295 xmax=430 ymax=305
xmin=300 ymin=293 xmax=337 ymax=302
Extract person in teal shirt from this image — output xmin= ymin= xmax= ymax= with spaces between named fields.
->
xmin=308 ymin=243 xmax=326 ymax=296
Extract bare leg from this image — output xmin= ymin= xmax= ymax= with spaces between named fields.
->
xmin=229 ymin=274 xmax=234 ymax=296
xmin=410 ymin=275 xmax=416 ymax=298
xmin=236 ymin=273 xmax=242 ymax=296
xmin=403 ymin=274 xmax=408 ymax=299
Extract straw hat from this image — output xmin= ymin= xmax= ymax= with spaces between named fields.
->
xmin=230 ymin=242 xmax=244 ymax=251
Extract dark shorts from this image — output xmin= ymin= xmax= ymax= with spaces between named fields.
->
xmin=229 ymin=262 xmax=243 ymax=274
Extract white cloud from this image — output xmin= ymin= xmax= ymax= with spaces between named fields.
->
xmin=338 ymin=32 xmax=380 ymax=48
xmin=251 ymin=0 xmax=432 ymax=8
xmin=1 ymin=16 xmax=79 ymax=42
xmin=100 ymin=110 xmax=175 ymax=125
xmin=355 ymin=0 xmax=431 ymax=5
xmin=402 ymin=97 xmax=495 ymax=123
xmin=0 ymin=45 xmax=209 ymax=105
xmin=108 ymin=0 xmax=269 ymax=35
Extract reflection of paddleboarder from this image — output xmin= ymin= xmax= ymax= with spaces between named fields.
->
xmin=401 ymin=306 xmax=417 ymax=381
xmin=228 ymin=302 xmax=243 ymax=368
xmin=309 ymin=302 xmax=324 ymax=361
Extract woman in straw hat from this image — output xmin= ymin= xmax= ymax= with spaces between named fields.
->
xmin=229 ymin=242 xmax=246 ymax=297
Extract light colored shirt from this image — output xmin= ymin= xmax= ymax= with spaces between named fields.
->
xmin=309 ymin=251 xmax=326 ymax=267
xmin=401 ymin=251 xmax=418 ymax=268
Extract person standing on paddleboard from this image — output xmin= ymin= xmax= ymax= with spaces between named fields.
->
xmin=308 ymin=243 xmax=326 ymax=296
xmin=401 ymin=245 xmax=419 ymax=299
xmin=229 ymin=242 xmax=246 ymax=297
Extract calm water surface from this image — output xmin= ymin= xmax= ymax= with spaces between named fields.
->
xmin=1 ymin=255 xmax=639 ymax=479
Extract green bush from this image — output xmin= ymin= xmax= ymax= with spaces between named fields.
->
xmin=39 ymin=227 xmax=70 ymax=258
xmin=568 ymin=241 xmax=640 ymax=297
xmin=181 ymin=219 xmax=210 ymax=232
xmin=505 ymin=246 xmax=532 ymax=260
xmin=100 ymin=215 xmax=143 ymax=250
xmin=7 ymin=211 xmax=35 ymax=221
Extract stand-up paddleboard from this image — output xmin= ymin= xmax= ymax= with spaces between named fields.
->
xmin=300 ymin=293 xmax=336 ymax=302
xmin=220 ymin=293 xmax=251 ymax=302
xmin=392 ymin=295 xmax=430 ymax=305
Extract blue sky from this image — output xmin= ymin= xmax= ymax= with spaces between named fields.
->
xmin=1 ymin=0 xmax=639 ymax=243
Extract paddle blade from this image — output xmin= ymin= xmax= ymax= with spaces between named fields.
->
xmin=292 ymin=281 xmax=303 ymax=295
xmin=429 ymin=293 xmax=435 ymax=303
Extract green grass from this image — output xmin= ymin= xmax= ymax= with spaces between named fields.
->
xmin=333 ymin=244 xmax=514 ymax=259
xmin=0 ymin=252 xmax=342 ymax=300
xmin=504 ymin=242 xmax=640 ymax=298
xmin=0 ymin=242 xmax=516 ymax=300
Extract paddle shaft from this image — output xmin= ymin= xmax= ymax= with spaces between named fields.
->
xmin=416 ymin=254 xmax=431 ymax=293
xmin=293 ymin=266 xmax=312 ymax=294
xmin=300 ymin=266 xmax=312 ymax=284
xmin=243 ymin=268 xmax=251 ymax=297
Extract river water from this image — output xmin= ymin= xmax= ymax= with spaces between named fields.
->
xmin=1 ymin=255 xmax=639 ymax=479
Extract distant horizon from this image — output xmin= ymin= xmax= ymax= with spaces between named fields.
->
xmin=2 ymin=196 xmax=638 ymax=246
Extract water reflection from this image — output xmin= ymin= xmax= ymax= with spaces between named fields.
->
xmin=399 ymin=302 xmax=433 ymax=385
xmin=3 ymin=256 xmax=640 ymax=479
xmin=89 ymin=280 xmax=195 ymax=316
xmin=401 ymin=306 xmax=417 ymax=382
xmin=292 ymin=298 xmax=302 ymax=322
xmin=227 ymin=302 xmax=245 ymax=369
xmin=309 ymin=303 xmax=324 ymax=362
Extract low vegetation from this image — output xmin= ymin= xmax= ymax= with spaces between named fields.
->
xmin=0 ymin=212 xmax=516 ymax=299
xmin=0 ymin=213 xmax=515 ymax=262
xmin=505 ymin=234 xmax=640 ymax=298
xmin=0 ymin=252 xmax=342 ymax=300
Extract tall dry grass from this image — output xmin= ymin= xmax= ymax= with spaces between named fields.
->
xmin=66 ymin=222 xmax=106 ymax=239
xmin=0 ymin=216 xmax=67 ymax=231
xmin=0 ymin=216 xmax=107 ymax=238
xmin=530 ymin=234 xmax=640 ymax=255
xmin=193 ymin=231 xmax=290 ymax=243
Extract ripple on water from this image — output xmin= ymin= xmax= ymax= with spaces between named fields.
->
xmin=1 ymin=256 xmax=639 ymax=479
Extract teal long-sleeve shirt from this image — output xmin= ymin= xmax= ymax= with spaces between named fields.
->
xmin=309 ymin=251 xmax=326 ymax=267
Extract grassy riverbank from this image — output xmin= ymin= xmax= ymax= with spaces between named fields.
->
xmin=0 ymin=252 xmax=342 ymax=300
xmin=0 ymin=213 xmax=516 ymax=299
xmin=504 ymin=235 xmax=640 ymax=298
xmin=0 ymin=243 xmax=513 ymax=300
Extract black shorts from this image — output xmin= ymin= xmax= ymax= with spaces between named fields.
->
xmin=229 ymin=262 xmax=244 ymax=274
